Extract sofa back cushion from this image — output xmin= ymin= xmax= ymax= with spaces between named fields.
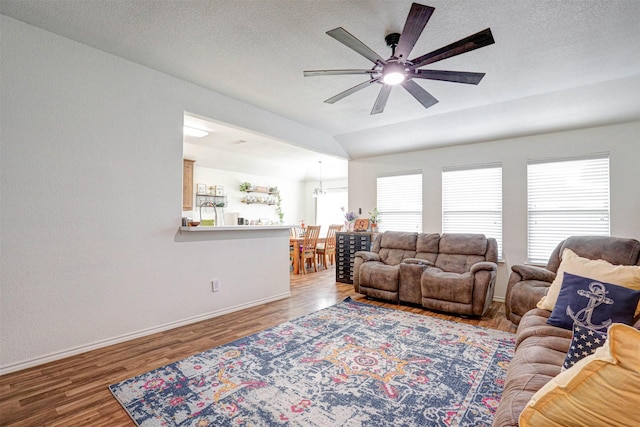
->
xmin=414 ymin=233 xmax=440 ymax=264
xmin=433 ymin=233 xmax=497 ymax=274
xmin=546 ymin=236 xmax=640 ymax=273
xmin=375 ymin=231 xmax=418 ymax=266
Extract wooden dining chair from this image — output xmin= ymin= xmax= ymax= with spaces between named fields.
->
xmin=289 ymin=228 xmax=296 ymax=270
xmin=317 ymin=224 xmax=341 ymax=269
xmin=299 ymin=225 xmax=321 ymax=274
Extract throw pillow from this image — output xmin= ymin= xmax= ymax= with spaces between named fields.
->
xmin=562 ymin=323 xmax=607 ymax=371
xmin=519 ymin=323 xmax=640 ymax=427
xmin=547 ymin=272 xmax=640 ymax=332
xmin=537 ymin=248 xmax=640 ymax=316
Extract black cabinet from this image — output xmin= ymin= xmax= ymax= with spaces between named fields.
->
xmin=336 ymin=232 xmax=375 ymax=284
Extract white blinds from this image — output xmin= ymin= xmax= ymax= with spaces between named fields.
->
xmin=527 ymin=155 xmax=610 ymax=264
xmin=442 ymin=165 xmax=502 ymax=258
xmin=377 ymin=173 xmax=422 ymax=232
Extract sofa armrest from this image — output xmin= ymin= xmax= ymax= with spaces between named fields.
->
xmin=511 ymin=264 xmax=556 ymax=283
xmin=354 ymin=251 xmax=380 ymax=262
xmin=353 ymin=251 xmax=380 ymax=291
xmin=401 ymin=258 xmax=434 ymax=267
xmin=470 ymin=261 xmax=498 ymax=274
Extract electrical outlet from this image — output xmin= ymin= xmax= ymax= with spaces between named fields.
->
xmin=212 ymin=279 xmax=220 ymax=292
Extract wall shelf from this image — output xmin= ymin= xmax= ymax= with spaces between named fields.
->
xmin=241 ymin=195 xmax=276 ymax=205
xmin=241 ymin=187 xmax=279 ymax=195
xmin=196 ymin=194 xmax=227 ymax=207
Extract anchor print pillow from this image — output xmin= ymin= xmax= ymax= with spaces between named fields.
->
xmin=547 ymin=272 xmax=640 ymax=332
xmin=537 ymin=249 xmax=640 ymax=316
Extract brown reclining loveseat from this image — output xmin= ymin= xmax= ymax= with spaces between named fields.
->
xmin=354 ymin=231 xmax=498 ymax=317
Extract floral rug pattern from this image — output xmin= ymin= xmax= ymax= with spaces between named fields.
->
xmin=110 ymin=298 xmax=515 ymax=426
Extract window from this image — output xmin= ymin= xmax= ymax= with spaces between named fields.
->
xmin=527 ymin=154 xmax=610 ymax=264
xmin=442 ymin=164 xmax=502 ymax=258
xmin=377 ymin=172 xmax=422 ymax=232
xmin=316 ymin=188 xmax=348 ymax=234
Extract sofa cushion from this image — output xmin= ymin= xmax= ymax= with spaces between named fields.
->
xmin=379 ymin=231 xmax=417 ymax=251
xmin=421 ymin=268 xmax=473 ymax=304
xmin=359 ymin=262 xmax=400 ymax=292
xmin=515 ymin=308 xmax=574 ymax=348
xmin=378 ymin=247 xmax=417 ymax=266
xmin=439 ymin=233 xmax=488 ymax=255
xmin=433 ymin=234 xmax=495 ymax=273
xmin=549 ymin=235 xmax=640 ymax=272
xmin=519 ymin=323 xmax=640 ymax=427
xmin=547 ymin=272 xmax=640 ymax=332
xmin=434 ymin=253 xmax=486 ymax=274
xmin=414 ymin=233 xmax=440 ymax=263
xmin=537 ymin=248 xmax=640 ymax=315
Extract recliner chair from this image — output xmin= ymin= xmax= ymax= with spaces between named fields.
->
xmin=505 ymin=235 xmax=640 ymax=325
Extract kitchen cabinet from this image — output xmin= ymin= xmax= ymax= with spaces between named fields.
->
xmin=182 ymin=159 xmax=195 ymax=210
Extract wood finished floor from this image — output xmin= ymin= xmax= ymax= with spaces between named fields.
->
xmin=0 ymin=268 xmax=516 ymax=426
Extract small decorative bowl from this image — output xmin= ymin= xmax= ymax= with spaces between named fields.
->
xmin=188 ymin=221 xmax=200 ymax=227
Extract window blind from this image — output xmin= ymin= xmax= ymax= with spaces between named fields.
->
xmin=377 ymin=173 xmax=422 ymax=232
xmin=442 ymin=165 xmax=502 ymax=258
xmin=527 ymin=155 xmax=610 ymax=264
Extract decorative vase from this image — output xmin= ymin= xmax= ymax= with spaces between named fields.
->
xmin=347 ymin=220 xmax=355 ymax=232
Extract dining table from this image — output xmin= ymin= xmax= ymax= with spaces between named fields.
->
xmin=290 ymin=236 xmax=326 ymax=274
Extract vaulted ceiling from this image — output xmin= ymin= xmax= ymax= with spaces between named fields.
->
xmin=2 ymin=0 xmax=639 ymax=170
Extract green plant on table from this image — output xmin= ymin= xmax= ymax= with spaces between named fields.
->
xmin=368 ymin=208 xmax=380 ymax=224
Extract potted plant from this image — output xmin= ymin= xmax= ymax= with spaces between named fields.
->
xmin=343 ymin=209 xmax=358 ymax=231
xmin=369 ymin=208 xmax=380 ymax=232
xmin=239 ymin=182 xmax=252 ymax=192
xmin=275 ymin=193 xmax=284 ymax=223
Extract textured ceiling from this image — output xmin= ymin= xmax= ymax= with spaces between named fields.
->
xmin=2 ymin=0 xmax=639 ymax=168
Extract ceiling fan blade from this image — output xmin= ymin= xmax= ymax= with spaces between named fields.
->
xmin=371 ymin=85 xmax=392 ymax=115
xmin=401 ymin=79 xmax=439 ymax=109
xmin=326 ymin=27 xmax=386 ymax=64
xmin=395 ymin=3 xmax=435 ymax=60
xmin=304 ymin=69 xmax=377 ymax=77
xmin=411 ymin=69 xmax=485 ymax=85
xmin=410 ymin=28 xmax=495 ymax=69
xmin=325 ymin=79 xmax=379 ymax=104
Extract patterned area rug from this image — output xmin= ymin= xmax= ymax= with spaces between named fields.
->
xmin=110 ymin=298 xmax=515 ymax=426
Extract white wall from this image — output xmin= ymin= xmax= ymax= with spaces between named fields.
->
xmin=349 ymin=121 xmax=640 ymax=301
xmin=0 ymin=16 xmax=342 ymax=373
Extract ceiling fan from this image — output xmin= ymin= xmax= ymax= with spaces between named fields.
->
xmin=303 ymin=3 xmax=495 ymax=115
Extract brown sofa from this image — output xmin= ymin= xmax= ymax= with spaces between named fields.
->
xmin=494 ymin=235 xmax=640 ymax=426
xmin=493 ymin=308 xmax=640 ymax=426
xmin=505 ymin=236 xmax=640 ymax=325
xmin=354 ymin=231 xmax=498 ymax=316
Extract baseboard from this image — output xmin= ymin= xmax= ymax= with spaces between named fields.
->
xmin=0 ymin=292 xmax=291 ymax=376
xmin=493 ymin=296 xmax=505 ymax=303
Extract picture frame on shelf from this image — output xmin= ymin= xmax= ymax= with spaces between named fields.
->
xmin=196 ymin=183 xmax=207 ymax=195
xmin=354 ymin=219 xmax=370 ymax=232
xmin=215 ymin=185 xmax=224 ymax=196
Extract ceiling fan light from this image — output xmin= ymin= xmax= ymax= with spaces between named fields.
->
xmin=382 ymin=62 xmax=406 ymax=85
xmin=383 ymin=71 xmax=405 ymax=85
